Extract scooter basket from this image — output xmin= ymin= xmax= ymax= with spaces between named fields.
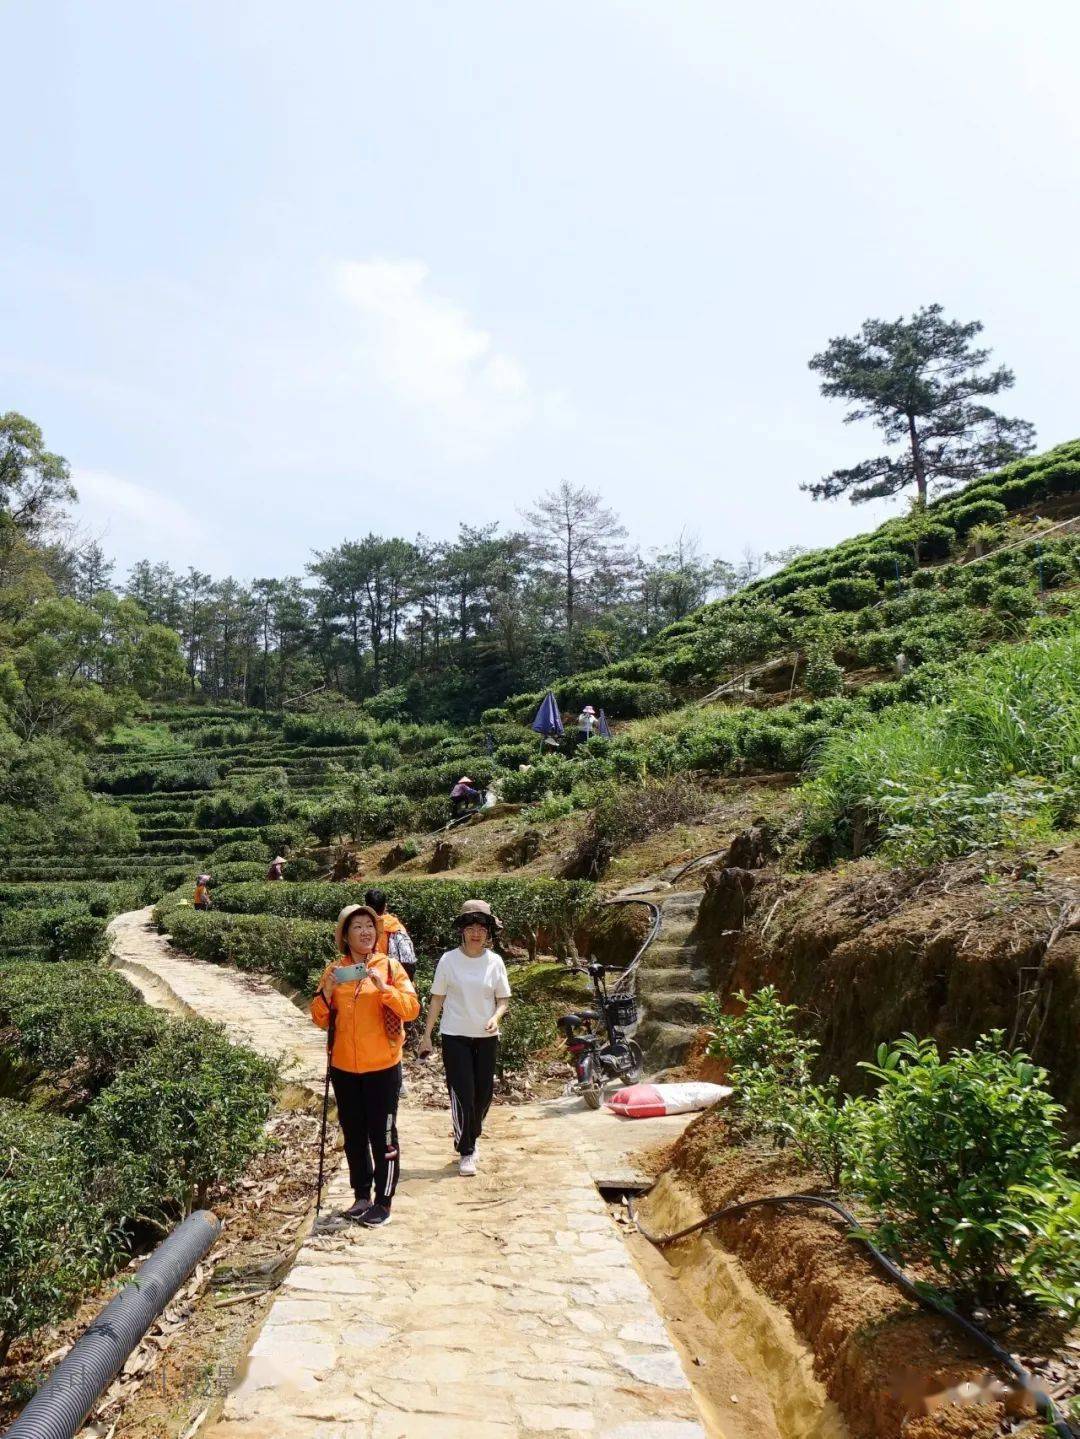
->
xmin=604 ymin=994 xmax=639 ymax=1031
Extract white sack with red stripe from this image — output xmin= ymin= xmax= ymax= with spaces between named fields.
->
xmin=605 ymin=1081 xmax=732 ymax=1118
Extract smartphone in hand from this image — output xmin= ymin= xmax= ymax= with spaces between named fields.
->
xmin=333 ymin=963 xmax=367 ymax=983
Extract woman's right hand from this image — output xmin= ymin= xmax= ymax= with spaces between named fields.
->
xmin=417 ymin=1036 xmax=433 ymax=1058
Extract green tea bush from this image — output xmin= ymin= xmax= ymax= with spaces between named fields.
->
xmin=0 ymin=961 xmax=167 ymax=1093
xmin=194 ymin=721 xmax=257 ymax=748
xmin=825 ymin=576 xmax=879 ymax=612
xmin=202 ymin=876 xmax=595 ymax=961
xmin=194 ymin=782 xmax=289 ymax=829
xmin=93 ymin=757 xmax=221 ymax=795
xmin=303 ymin=774 xmax=403 ymax=844
xmin=863 ymin=548 xmax=915 ymax=581
xmin=1009 ymin=1176 xmax=1080 ymax=1319
xmin=158 ymin=903 xmax=332 ymax=990
xmin=407 ymin=794 xmax=453 ymax=833
xmin=1043 ymin=460 xmax=1080 ymax=495
xmin=0 ymin=907 xmax=109 ymax=963
xmin=496 ymin=1000 xmax=557 ymax=1075
xmin=500 ymin=755 xmax=577 ymax=804
xmin=850 ymin=1034 xmax=1073 ymax=1303
xmin=86 ymin=1019 xmax=279 ymax=1228
xmin=804 ymin=651 xmax=844 ymax=698
xmin=493 ymin=740 xmax=537 ymax=769
xmin=702 ymin=986 xmax=859 ymax=1187
xmin=204 ymin=838 xmax=271 ymax=863
xmin=949 ymin=499 xmax=1009 ymax=534
xmin=0 ymin=880 xmax=147 ymax=916
xmin=989 ymin=583 xmax=1038 ymax=625
xmin=0 ymin=1102 xmax=112 ymax=1366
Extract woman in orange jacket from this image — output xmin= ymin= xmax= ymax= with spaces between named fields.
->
xmin=310 ymin=903 xmax=420 ymax=1227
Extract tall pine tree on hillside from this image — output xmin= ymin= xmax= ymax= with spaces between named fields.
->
xmin=804 ymin=304 xmax=1035 ymax=505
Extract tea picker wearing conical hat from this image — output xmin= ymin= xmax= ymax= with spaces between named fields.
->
xmin=418 ymin=900 xmax=512 ymax=1178
xmin=576 ymin=705 xmax=597 ymax=742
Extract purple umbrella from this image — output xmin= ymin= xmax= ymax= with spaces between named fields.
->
xmin=597 ymin=708 xmax=612 ymax=739
xmin=530 ymin=691 xmax=564 ymax=736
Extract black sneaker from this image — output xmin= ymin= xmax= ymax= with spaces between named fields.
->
xmin=360 ymin=1203 xmax=392 ymax=1228
xmin=343 ymin=1197 xmax=372 ymax=1222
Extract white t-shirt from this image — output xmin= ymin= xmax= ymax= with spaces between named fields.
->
xmin=431 ymin=947 xmax=512 ymax=1038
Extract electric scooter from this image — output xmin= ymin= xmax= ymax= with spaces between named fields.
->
xmin=558 ymin=962 xmax=643 ymax=1109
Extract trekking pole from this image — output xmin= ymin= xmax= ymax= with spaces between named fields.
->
xmin=315 ymin=1011 xmax=335 ymax=1217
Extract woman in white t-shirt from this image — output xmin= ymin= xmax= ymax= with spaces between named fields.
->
xmin=418 ymin=899 xmax=511 ymax=1177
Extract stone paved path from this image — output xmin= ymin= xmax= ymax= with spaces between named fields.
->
xmin=108 ymin=910 xmax=712 ymax=1439
xmin=108 ymin=907 xmax=328 ymax=1092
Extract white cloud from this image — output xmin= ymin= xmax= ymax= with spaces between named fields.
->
xmin=337 ymin=258 xmax=568 ymax=449
xmin=73 ymin=468 xmax=201 ymax=554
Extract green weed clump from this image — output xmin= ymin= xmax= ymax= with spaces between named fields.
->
xmin=801 ymin=625 xmax=1080 ymax=863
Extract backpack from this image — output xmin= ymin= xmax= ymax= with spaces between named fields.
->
xmin=388 ymin=928 xmax=417 ymax=978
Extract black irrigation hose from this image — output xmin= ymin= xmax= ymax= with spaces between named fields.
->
xmin=601 ymin=897 xmax=661 ymax=996
xmin=628 ymin=1188 xmax=1076 ymax=1439
xmin=667 ymin=850 xmax=727 ymax=884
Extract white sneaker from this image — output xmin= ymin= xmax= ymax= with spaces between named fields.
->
xmin=458 ymin=1152 xmax=477 ymax=1177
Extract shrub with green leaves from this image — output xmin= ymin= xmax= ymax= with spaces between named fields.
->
xmin=1008 ymin=1176 xmax=1080 ymax=1320
xmin=157 ymin=904 xmax=332 ymax=991
xmin=495 ymin=1000 xmax=557 ymax=1075
xmin=850 ymin=1033 xmax=1075 ymax=1304
xmin=0 ymin=1101 xmax=113 ymax=1366
xmin=199 ymin=876 xmax=595 ymax=961
xmin=86 ymin=1019 xmax=280 ymax=1229
xmin=703 ymin=987 xmax=860 ymax=1187
xmin=0 ymin=961 xmax=168 ymax=1094
xmin=804 ymin=650 xmax=844 ymax=698
xmin=194 ymin=779 xmax=290 ymax=830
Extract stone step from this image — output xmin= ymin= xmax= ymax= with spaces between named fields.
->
xmin=643 ymin=939 xmax=702 ymax=962
xmin=637 ymin=966 xmax=711 ymax=996
xmin=660 ymin=890 xmax=704 ymax=915
xmin=637 ymin=1018 xmax=697 ymax=1071
xmin=643 ymin=991 xmax=708 ymax=1025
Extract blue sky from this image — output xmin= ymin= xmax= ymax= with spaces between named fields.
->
xmin=2 ymin=0 xmax=1078 ymax=581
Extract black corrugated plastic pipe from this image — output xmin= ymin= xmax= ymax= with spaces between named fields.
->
xmin=3 ymin=1209 xmax=221 ymax=1439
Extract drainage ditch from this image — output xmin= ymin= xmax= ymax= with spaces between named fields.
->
xmin=598 ymin=1177 xmax=851 ymax=1439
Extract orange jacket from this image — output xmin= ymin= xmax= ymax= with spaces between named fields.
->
xmin=310 ymin=955 xmax=420 ymax=1074
xmin=375 ymin=912 xmax=406 ymax=955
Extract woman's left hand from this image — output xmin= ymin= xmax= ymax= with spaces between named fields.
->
xmin=367 ymin=963 xmax=390 ymax=993
xmin=484 ymin=1016 xmax=499 ymax=1035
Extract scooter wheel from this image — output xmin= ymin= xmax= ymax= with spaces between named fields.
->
xmin=578 ymin=1057 xmax=604 ymax=1110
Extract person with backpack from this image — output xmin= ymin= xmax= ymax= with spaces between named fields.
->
xmin=193 ymin=874 xmax=212 ymax=910
xmin=366 ymin=888 xmax=417 ymax=980
xmin=310 ymin=903 xmax=420 ymax=1228
xmin=417 ymin=899 xmax=511 ymax=1178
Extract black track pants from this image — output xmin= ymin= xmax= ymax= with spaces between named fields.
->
xmin=329 ymin=1062 xmax=401 ymax=1206
xmin=441 ymin=1034 xmax=498 ymax=1157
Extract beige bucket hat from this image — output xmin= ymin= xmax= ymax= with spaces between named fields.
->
xmin=452 ymin=898 xmax=503 ymax=933
xmin=334 ymin=903 xmax=380 ymax=954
